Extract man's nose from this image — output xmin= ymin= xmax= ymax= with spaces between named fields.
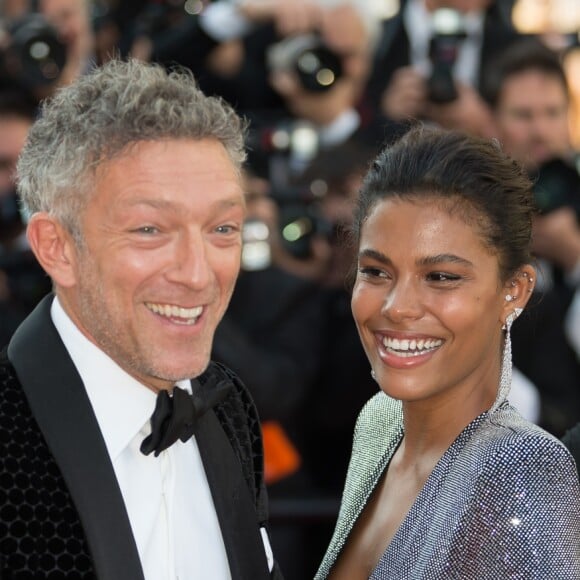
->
xmin=166 ymin=231 xmax=213 ymax=289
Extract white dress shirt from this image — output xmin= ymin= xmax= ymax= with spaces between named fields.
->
xmin=50 ymin=297 xmax=231 ymax=580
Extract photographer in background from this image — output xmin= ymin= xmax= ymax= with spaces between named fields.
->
xmin=124 ymin=0 xmax=226 ymax=84
xmin=256 ymin=0 xmax=377 ymax=147
xmin=210 ymin=167 xmax=329 ymax=580
xmin=127 ymin=1 xmax=379 ymax=152
xmin=39 ymin=0 xmax=94 ymax=86
xmin=293 ymin=138 xmax=379 ymax=492
xmin=364 ymin=0 xmax=523 ymax=139
xmin=0 ymin=88 xmax=50 ymax=345
xmin=486 ymin=38 xmax=580 ymax=436
xmin=212 ymin=168 xmax=328 ymax=430
xmin=212 ymin=136 xmax=382 ymax=579
xmin=0 ymin=0 xmax=94 ymax=98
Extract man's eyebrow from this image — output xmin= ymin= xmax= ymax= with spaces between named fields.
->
xmin=212 ymin=197 xmax=246 ymax=209
xmin=123 ymin=196 xmax=245 ymax=211
xmin=358 ymin=249 xmax=473 ymax=268
xmin=125 ymin=198 xmax=175 ymax=209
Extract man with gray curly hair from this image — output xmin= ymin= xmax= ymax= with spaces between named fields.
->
xmin=0 ymin=59 xmax=281 ymax=579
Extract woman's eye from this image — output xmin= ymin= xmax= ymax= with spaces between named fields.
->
xmin=427 ymin=272 xmax=461 ymax=282
xmin=359 ymin=266 xmax=388 ymax=278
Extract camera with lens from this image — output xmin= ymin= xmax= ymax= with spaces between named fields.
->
xmin=427 ymin=8 xmax=466 ymax=104
xmin=0 ymin=13 xmax=67 ymax=90
xmin=532 ymin=155 xmax=580 ymax=216
xmin=267 ymin=33 xmax=343 ymax=93
xmin=242 ymin=120 xmax=333 ymax=270
xmin=272 ymin=185 xmax=333 ymax=260
xmin=241 ymin=185 xmax=332 ymax=271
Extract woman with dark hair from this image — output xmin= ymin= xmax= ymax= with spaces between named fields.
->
xmin=316 ymin=125 xmax=580 ymax=579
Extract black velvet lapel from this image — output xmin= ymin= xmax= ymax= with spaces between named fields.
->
xmin=7 ymin=295 xmax=144 ymax=580
xmin=195 ymin=408 xmax=271 ymax=580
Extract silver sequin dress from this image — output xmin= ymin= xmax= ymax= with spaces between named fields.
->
xmin=316 ymin=394 xmax=580 ymax=579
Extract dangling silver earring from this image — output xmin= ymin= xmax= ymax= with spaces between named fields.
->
xmin=371 ymin=369 xmax=377 ymax=382
xmin=491 ymin=307 xmax=523 ymax=412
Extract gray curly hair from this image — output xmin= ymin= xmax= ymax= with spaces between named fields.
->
xmin=16 ymin=58 xmax=247 ymax=239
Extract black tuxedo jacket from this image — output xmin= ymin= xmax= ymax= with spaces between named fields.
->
xmin=0 ymin=295 xmax=280 ymax=579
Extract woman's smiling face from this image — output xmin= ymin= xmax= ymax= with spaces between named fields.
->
xmin=352 ymin=196 xmax=510 ymax=408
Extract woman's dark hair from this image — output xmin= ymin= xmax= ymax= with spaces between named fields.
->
xmin=355 ymin=125 xmax=536 ymax=282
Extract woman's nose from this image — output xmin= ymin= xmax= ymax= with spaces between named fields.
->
xmin=381 ymin=280 xmax=423 ymax=323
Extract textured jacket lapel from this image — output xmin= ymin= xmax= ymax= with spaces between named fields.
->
xmin=316 ymin=393 xmax=404 ymax=579
xmin=195 ymin=409 xmax=271 ymax=580
xmin=7 ymin=295 xmax=144 ymax=580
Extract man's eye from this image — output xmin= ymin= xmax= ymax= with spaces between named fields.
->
xmin=215 ymin=224 xmax=239 ymax=234
xmin=134 ymin=226 xmax=158 ymax=234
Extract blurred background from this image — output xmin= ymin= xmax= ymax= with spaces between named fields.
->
xmin=0 ymin=1 xmax=579 ymax=577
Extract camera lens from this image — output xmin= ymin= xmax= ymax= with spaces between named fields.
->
xmin=267 ymin=34 xmax=343 ymax=93
xmin=294 ymin=44 xmax=343 ymax=93
xmin=7 ymin=14 xmax=67 ymax=88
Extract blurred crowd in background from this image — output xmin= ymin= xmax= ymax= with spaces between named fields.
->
xmin=0 ymin=0 xmax=579 ymax=577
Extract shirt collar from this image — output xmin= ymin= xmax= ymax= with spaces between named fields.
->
xmin=318 ymin=108 xmax=360 ymax=148
xmin=50 ymin=296 xmax=191 ymax=461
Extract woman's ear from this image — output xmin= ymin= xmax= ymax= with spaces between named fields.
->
xmin=26 ymin=213 xmax=79 ymax=288
xmin=500 ymin=264 xmax=536 ymax=327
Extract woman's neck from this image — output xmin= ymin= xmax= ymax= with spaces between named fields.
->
xmin=398 ymin=383 xmax=495 ymax=462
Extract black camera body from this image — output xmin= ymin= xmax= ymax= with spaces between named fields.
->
xmin=271 ymin=186 xmax=332 ymax=260
xmin=0 ymin=13 xmax=67 ymax=89
xmin=240 ymin=185 xmax=331 ymax=271
xmin=244 ymin=120 xmax=333 ymax=267
xmin=267 ymin=34 xmax=343 ymax=93
xmin=532 ymin=156 xmax=580 ymax=217
xmin=427 ymin=9 xmax=466 ymax=104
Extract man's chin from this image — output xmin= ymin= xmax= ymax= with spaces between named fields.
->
xmin=169 ymin=358 xmax=212 ymax=382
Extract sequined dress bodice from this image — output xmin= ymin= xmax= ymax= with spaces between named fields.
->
xmin=316 ymin=394 xmax=580 ymax=579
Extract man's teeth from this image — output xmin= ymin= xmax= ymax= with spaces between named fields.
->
xmin=382 ymin=337 xmax=443 ymax=357
xmin=146 ymin=303 xmax=203 ymax=324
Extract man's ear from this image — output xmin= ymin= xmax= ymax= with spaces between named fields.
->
xmin=500 ymin=264 xmax=536 ymax=327
xmin=26 ymin=213 xmax=79 ymax=288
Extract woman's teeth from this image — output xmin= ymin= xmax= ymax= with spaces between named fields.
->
xmin=382 ymin=336 xmax=443 ymax=357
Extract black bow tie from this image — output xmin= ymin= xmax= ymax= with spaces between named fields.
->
xmin=140 ymin=375 xmax=232 ymax=457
